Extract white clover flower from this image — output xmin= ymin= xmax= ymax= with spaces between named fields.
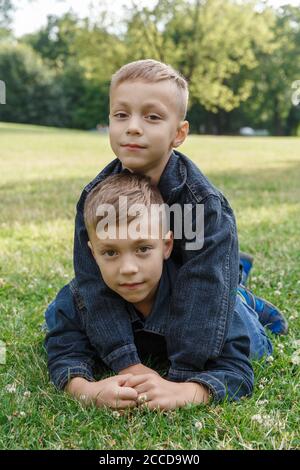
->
xmin=23 ymin=391 xmax=31 ymax=398
xmin=194 ymin=420 xmax=203 ymax=430
xmin=258 ymin=384 xmax=265 ymax=390
xmin=266 ymin=355 xmax=274 ymax=363
xmin=251 ymin=414 xmax=263 ymax=424
xmin=291 ymin=352 xmax=300 ymax=365
xmin=260 ymin=377 xmax=268 ymax=384
xmin=274 ymin=290 xmax=281 ymax=296
xmin=112 ymin=411 xmax=121 ymax=418
xmin=5 ymin=384 xmax=17 ymax=393
xmin=19 ymin=412 xmax=26 ymax=418
xmin=257 ymin=399 xmax=269 ymax=406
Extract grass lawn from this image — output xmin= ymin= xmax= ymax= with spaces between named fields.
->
xmin=0 ymin=122 xmax=299 ymax=450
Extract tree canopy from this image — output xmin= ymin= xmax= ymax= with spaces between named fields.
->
xmin=0 ymin=0 xmax=299 ymax=135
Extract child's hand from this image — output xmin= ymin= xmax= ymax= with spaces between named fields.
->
xmin=118 ymin=363 xmax=160 ymax=377
xmin=67 ymin=374 xmax=138 ymax=409
xmin=124 ymin=374 xmax=209 ymax=410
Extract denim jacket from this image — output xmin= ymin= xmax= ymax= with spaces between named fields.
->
xmin=73 ymin=149 xmax=240 ymax=377
xmin=44 ymin=259 xmax=253 ymax=402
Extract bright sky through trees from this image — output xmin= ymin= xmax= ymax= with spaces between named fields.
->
xmin=12 ymin=0 xmax=300 ymax=37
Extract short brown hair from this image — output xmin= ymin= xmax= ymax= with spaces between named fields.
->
xmin=84 ymin=172 xmax=165 ymax=239
xmin=110 ymin=59 xmax=189 ymax=121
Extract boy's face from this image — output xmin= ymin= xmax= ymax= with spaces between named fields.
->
xmin=109 ymin=80 xmax=189 ymax=183
xmin=88 ymin=210 xmax=173 ymax=312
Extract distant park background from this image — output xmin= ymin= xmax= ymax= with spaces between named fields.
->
xmin=1 ymin=0 xmax=300 ymax=135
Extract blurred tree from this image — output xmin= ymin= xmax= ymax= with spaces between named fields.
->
xmin=0 ymin=0 xmax=14 ymax=39
xmin=0 ymin=43 xmax=63 ymax=125
xmin=123 ymin=0 xmax=275 ymax=118
xmin=1 ymin=0 xmax=299 ymax=134
xmin=246 ymin=5 xmax=300 ymax=135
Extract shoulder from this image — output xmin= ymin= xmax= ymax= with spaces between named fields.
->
xmin=76 ymin=158 xmax=122 ymax=211
xmin=84 ymin=158 xmax=122 ymax=193
xmin=175 ymin=149 xmax=227 ymax=203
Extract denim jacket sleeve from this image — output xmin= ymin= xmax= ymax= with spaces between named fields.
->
xmin=73 ymin=173 xmax=141 ymax=372
xmin=167 ymin=193 xmax=240 ymax=374
xmin=44 ymin=284 xmax=97 ymax=390
xmin=167 ymin=308 xmax=254 ymax=402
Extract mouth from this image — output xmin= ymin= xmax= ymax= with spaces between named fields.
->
xmin=121 ymin=144 xmax=146 ymax=149
xmin=119 ymin=281 xmax=145 ymax=290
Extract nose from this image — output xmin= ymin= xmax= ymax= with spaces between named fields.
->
xmin=119 ymin=256 xmax=139 ymax=276
xmin=126 ymin=115 xmax=143 ymax=135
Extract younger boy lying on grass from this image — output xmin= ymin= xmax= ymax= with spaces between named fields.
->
xmin=44 ymin=173 xmax=287 ymax=410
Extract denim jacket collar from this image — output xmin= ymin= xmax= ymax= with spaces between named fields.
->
xmin=157 ymin=150 xmax=187 ymax=204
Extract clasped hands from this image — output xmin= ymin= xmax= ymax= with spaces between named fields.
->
xmin=115 ymin=363 xmax=209 ymax=410
xmin=67 ymin=363 xmax=209 ymax=410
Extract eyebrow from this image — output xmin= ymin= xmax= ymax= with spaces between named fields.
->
xmin=96 ymin=238 xmax=153 ymax=250
xmin=112 ymin=101 xmax=167 ymax=113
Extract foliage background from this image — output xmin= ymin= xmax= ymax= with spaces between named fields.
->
xmin=1 ymin=0 xmax=300 ymax=134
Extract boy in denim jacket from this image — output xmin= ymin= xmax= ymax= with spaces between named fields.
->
xmin=72 ymin=59 xmax=287 ymax=386
xmin=45 ymin=173 xmax=275 ymax=409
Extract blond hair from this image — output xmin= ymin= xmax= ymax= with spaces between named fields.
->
xmin=84 ymin=172 xmax=165 ymax=239
xmin=110 ymin=59 xmax=189 ymax=121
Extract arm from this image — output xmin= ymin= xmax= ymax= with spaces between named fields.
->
xmin=123 ymin=309 xmax=254 ymax=408
xmin=44 ymin=284 xmax=98 ymax=390
xmin=167 ymin=194 xmax=240 ymax=375
xmin=170 ymin=308 xmax=254 ymax=402
xmin=73 ymin=186 xmax=141 ymax=372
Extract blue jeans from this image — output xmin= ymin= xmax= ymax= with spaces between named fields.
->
xmin=236 ymin=296 xmax=273 ymax=360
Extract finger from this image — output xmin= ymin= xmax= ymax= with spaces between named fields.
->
xmin=124 ymin=374 xmax=151 ymax=388
xmin=134 ymin=383 xmax=150 ymax=394
xmin=116 ymin=374 xmax=134 ymax=386
xmin=117 ymin=386 xmax=138 ymax=401
xmin=137 ymin=392 xmax=152 ymax=405
xmin=114 ymin=400 xmax=138 ymax=409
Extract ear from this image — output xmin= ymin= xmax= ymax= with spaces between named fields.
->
xmin=87 ymin=240 xmax=95 ymax=260
xmin=172 ymin=121 xmax=189 ymax=148
xmin=163 ymin=231 xmax=174 ymax=260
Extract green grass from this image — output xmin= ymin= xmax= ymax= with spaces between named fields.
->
xmin=0 ymin=122 xmax=299 ymax=450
